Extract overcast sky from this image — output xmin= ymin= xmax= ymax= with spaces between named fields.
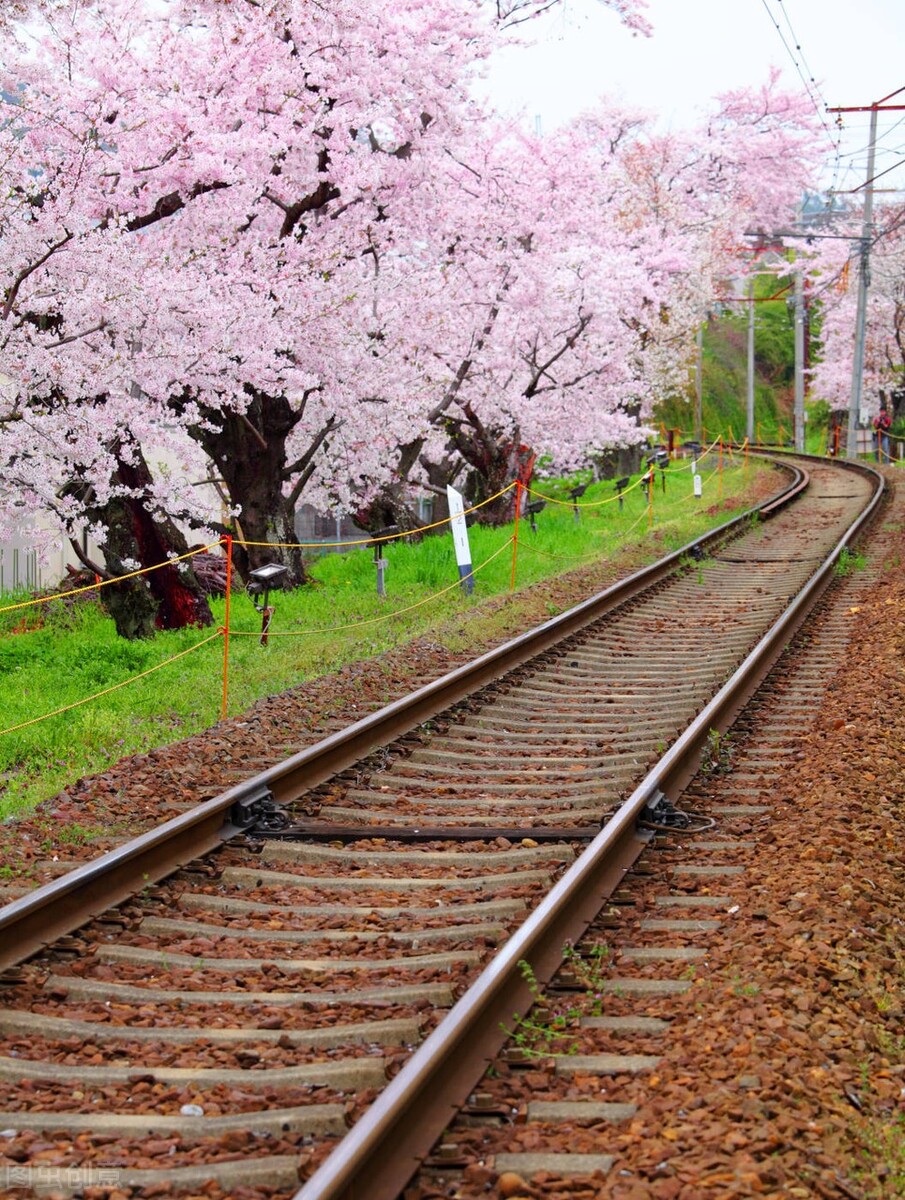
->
xmin=483 ymin=0 xmax=905 ymax=197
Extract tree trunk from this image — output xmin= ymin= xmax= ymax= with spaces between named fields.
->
xmin=590 ymin=444 xmax=643 ymax=481
xmin=449 ymin=412 xmax=536 ymax=525
xmin=353 ymin=483 xmax=423 ymax=537
xmin=187 ymin=394 xmax=307 ymax=585
xmin=350 ymin=436 xmax=426 ymax=536
xmin=86 ymin=448 xmax=215 ymax=639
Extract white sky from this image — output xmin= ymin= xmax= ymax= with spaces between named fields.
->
xmin=483 ymin=0 xmax=905 ymax=197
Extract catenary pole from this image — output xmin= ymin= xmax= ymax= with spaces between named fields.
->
xmin=746 ymin=277 xmax=755 ymax=444
xmin=846 ymin=104 xmax=878 ymax=458
xmin=794 ymin=249 xmax=806 ymax=452
xmin=827 ymin=90 xmax=905 ymax=458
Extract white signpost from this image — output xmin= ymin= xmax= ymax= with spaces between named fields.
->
xmin=446 ymin=485 xmax=474 ymax=594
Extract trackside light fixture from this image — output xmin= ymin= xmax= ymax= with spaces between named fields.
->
xmin=246 ymin=562 xmax=289 ymax=645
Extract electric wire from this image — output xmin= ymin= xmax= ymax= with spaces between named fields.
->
xmin=757 ymin=0 xmax=842 ymax=194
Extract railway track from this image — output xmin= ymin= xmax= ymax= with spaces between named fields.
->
xmin=0 ymin=455 xmax=885 ymax=1199
xmin=404 ymin=493 xmax=905 ymax=1199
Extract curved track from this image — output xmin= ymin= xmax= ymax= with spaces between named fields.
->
xmin=0 ymin=456 xmax=884 ymax=1199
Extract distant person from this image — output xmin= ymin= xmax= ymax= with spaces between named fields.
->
xmin=873 ymin=402 xmax=892 ymax=463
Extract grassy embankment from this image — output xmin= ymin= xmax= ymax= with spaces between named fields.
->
xmin=0 ymin=458 xmax=769 ymax=819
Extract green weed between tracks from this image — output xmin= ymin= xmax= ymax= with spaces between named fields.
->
xmin=0 ymin=463 xmax=769 ymax=818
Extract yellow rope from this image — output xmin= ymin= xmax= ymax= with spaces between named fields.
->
xmin=516 ymin=540 xmax=606 ymax=563
xmin=235 ymin=482 xmax=518 ymax=550
xmin=0 ymin=541 xmax=222 ymax=616
xmin=616 ymin=506 xmax=651 ymax=540
xmin=0 ymin=630 xmax=223 ymax=737
xmin=526 ymin=473 xmax=646 ymax=508
xmin=525 ymin=439 xmax=721 ymax=511
xmin=228 ymin=536 xmax=515 ymax=637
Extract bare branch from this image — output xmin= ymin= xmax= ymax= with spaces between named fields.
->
xmin=66 ymin=536 xmax=108 ymax=579
xmin=428 ymin=266 xmax=513 ymax=424
xmin=522 ymin=312 xmax=592 ymax=398
xmin=238 ymin=411 xmax=269 ymax=452
xmin=46 ymin=319 xmax=108 ymax=349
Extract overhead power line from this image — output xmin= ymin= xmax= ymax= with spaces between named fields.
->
xmin=757 ymin=0 xmax=842 ymax=190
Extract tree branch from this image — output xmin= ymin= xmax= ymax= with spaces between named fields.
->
xmin=286 ymin=458 xmax=319 ymax=509
xmin=125 ymin=181 xmax=230 ymax=233
xmin=238 ymin=411 xmax=269 ymax=451
xmin=428 ymin=266 xmax=513 ymax=424
xmin=46 ymin=319 xmax=108 ymax=349
xmin=2 ymin=231 xmax=74 ymax=321
xmin=282 ymin=415 xmax=339 ymax=481
xmin=522 ymin=312 xmax=592 ymax=398
xmin=66 ymin=536 xmax=108 ymax=579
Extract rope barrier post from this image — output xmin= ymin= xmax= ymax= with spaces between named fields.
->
xmin=220 ymin=535 xmax=233 ymax=721
xmin=719 ymin=436 xmax=724 ymax=502
xmin=568 ymin=482 xmax=588 ymax=522
xmin=259 ymin=607 xmax=273 ymax=645
xmin=510 ymin=481 xmax=522 ymax=592
xmin=369 ymin=526 xmax=398 ymax=599
xmin=647 ymin=468 xmax=654 ymax=530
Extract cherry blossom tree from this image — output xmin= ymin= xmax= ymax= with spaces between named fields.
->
xmin=809 ymin=202 xmax=905 ymax=422
xmin=0 ymin=0 xmax=651 ymax=615
xmin=336 ymin=77 xmax=824 ymax=527
xmin=2 ymin=0 xmax=825 ymax=633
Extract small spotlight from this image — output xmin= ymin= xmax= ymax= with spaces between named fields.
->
xmin=246 ymin=562 xmax=288 ymax=645
xmin=249 ymin=562 xmax=289 ymax=587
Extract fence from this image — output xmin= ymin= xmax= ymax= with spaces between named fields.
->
xmin=0 ymin=543 xmax=42 ymax=593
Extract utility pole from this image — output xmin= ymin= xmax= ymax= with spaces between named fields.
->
xmin=794 ymin=256 xmax=806 ymax=452
xmin=746 ymin=277 xmax=755 ymax=444
xmin=694 ymin=323 xmax=703 ymax=444
xmin=846 ymin=103 xmax=877 ymax=459
xmin=828 ymin=89 xmax=905 ymax=458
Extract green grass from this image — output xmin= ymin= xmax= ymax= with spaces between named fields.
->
xmin=835 ymin=546 xmax=868 ymax=576
xmin=0 ymin=461 xmax=768 ymax=819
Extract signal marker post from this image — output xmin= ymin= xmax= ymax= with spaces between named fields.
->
xmin=446 ymin=486 xmax=474 ymax=595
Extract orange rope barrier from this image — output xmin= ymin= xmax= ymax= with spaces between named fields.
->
xmin=220 ymin=534 xmax=233 ymax=721
xmin=526 ymin=474 xmax=646 ymax=508
xmin=510 ymin=480 xmax=523 ymax=591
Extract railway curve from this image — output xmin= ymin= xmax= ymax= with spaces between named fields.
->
xmin=0 ymin=454 xmax=886 ymax=1200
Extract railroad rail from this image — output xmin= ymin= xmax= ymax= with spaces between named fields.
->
xmin=0 ymin=453 xmax=885 ymax=1199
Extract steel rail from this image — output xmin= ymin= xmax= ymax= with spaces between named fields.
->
xmin=292 ymin=456 xmax=885 ymax=1200
xmin=0 ymin=456 xmax=807 ymax=972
